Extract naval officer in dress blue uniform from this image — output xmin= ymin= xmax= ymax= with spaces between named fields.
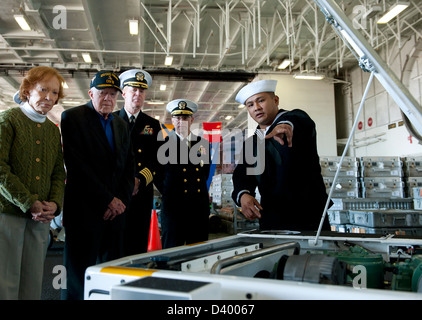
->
xmin=114 ymin=69 xmax=163 ymax=255
xmin=231 ymin=79 xmax=330 ymax=232
xmin=155 ymin=99 xmax=211 ymax=249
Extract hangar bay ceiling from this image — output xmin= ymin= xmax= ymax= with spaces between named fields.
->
xmin=0 ymin=0 xmax=421 ymax=129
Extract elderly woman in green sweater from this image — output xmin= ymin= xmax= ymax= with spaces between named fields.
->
xmin=0 ymin=66 xmax=66 ymax=299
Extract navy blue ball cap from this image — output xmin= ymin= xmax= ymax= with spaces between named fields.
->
xmin=90 ymin=71 xmax=122 ymax=93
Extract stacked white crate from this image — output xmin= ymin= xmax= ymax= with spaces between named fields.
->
xmin=342 ymin=157 xmax=422 ymax=235
xmin=321 ymin=156 xmax=421 ymax=235
xmin=413 ymin=187 xmax=422 ymax=210
xmin=404 ymin=156 xmax=422 ymax=199
xmin=211 ymin=174 xmax=233 ymax=207
xmin=320 ymin=156 xmax=361 ymax=198
xmin=360 ymin=157 xmax=406 ymax=199
xmin=320 ymin=156 xmax=360 ymax=228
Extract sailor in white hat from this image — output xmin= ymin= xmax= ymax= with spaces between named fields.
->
xmin=236 ymin=79 xmax=293 ymax=146
xmin=235 ymin=79 xmax=278 ymax=105
xmin=113 ymin=69 xmax=162 ymax=256
xmin=231 ymin=78 xmax=330 ymax=232
xmin=166 ymin=99 xmax=198 ymax=139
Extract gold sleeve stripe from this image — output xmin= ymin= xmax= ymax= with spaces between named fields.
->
xmin=140 ymin=171 xmax=151 ymax=186
xmin=140 ymin=167 xmax=153 ymax=186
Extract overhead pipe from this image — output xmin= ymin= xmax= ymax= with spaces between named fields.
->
xmin=167 ymin=0 xmax=172 ymax=54
xmin=183 ymin=11 xmax=196 ymax=58
xmin=225 ymin=1 xmax=230 ymax=50
xmin=0 ymin=46 xmax=244 ymax=58
xmin=140 ymin=16 xmax=167 ymax=54
xmin=140 ymin=1 xmax=169 ymax=56
xmin=257 ymin=0 xmax=261 ymax=44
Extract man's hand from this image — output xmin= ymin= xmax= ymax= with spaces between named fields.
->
xmin=132 ymin=177 xmax=140 ymax=196
xmin=239 ymin=193 xmax=263 ymax=220
xmin=265 ymin=123 xmax=293 ymax=147
xmin=103 ymin=197 xmax=126 ymax=221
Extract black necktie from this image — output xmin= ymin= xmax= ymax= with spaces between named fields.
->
xmin=129 ymin=115 xmax=135 ymax=129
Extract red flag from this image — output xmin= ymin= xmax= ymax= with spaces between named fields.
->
xmin=203 ymin=122 xmax=222 ymax=143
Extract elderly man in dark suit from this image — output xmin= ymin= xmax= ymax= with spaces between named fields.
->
xmin=114 ymin=69 xmax=162 ymax=255
xmin=60 ymin=71 xmax=134 ymax=300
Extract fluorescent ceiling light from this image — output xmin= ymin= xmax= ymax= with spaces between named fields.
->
xmin=14 ymin=15 xmax=31 ymax=31
xmin=62 ymin=81 xmax=69 ymax=89
xmin=160 ymin=84 xmax=167 ymax=91
xmin=238 ymin=104 xmax=245 ymax=109
xmin=129 ymin=19 xmax=139 ymax=35
xmin=82 ymin=53 xmax=92 ymax=63
xmin=154 ymin=115 xmax=160 ymax=120
xmin=164 ymin=56 xmax=173 ymax=66
xmin=293 ymin=74 xmax=325 ymax=80
xmin=225 ymin=115 xmax=232 ymax=120
xmin=377 ymin=2 xmax=409 ymax=24
xmin=62 ymin=101 xmax=80 ymax=105
xmin=278 ymin=59 xmax=292 ymax=69
xmin=146 ymin=100 xmax=165 ymax=105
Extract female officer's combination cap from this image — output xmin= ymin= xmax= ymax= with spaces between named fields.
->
xmin=166 ymin=99 xmax=198 ymax=116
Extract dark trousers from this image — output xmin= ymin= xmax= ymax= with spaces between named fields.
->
xmin=124 ymin=190 xmax=153 ymax=256
xmin=161 ymin=207 xmax=209 ymax=249
xmin=61 ymin=214 xmax=125 ymax=300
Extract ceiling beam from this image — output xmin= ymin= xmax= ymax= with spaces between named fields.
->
xmin=81 ymin=0 xmax=105 ymax=66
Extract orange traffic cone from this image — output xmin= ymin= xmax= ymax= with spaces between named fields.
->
xmin=147 ymin=209 xmax=162 ymax=252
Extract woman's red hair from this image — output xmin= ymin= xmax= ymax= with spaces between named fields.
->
xmin=19 ymin=66 xmax=65 ymax=104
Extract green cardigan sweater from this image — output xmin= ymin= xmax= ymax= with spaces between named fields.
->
xmin=0 ymin=107 xmax=66 ymax=218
